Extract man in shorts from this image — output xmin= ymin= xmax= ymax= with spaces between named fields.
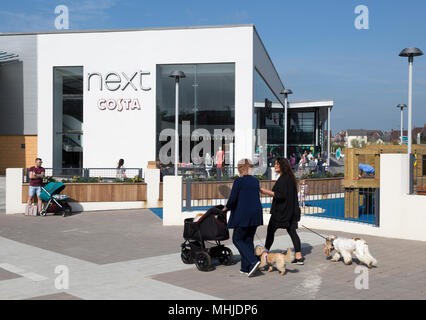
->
xmin=27 ymin=158 xmax=45 ymax=213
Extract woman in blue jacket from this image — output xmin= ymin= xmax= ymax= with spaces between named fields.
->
xmin=223 ymin=159 xmax=263 ymax=277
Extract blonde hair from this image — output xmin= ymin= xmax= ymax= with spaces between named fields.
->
xmin=237 ymin=159 xmax=253 ymax=176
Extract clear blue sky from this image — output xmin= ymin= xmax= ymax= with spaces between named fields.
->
xmin=1 ymin=0 xmax=426 ymax=133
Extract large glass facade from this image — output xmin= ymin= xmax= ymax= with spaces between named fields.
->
xmin=288 ymin=111 xmax=315 ymax=145
xmin=53 ymin=67 xmax=83 ymax=168
xmin=156 ymin=63 xmax=235 ymax=168
xmin=287 ymin=109 xmax=322 ymax=160
xmin=253 ymin=69 xmax=284 ymax=167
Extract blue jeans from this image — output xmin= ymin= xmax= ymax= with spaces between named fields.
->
xmin=232 ymin=226 xmax=259 ymax=272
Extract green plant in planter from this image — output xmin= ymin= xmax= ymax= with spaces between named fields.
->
xmin=255 ymin=175 xmax=268 ymax=181
xmin=44 ymin=176 xmax=57 ymax=183
xmin=87 ymin=177 xmax=99 ymax=183
xmin=131 ymin=175 xmax=143 ymax=183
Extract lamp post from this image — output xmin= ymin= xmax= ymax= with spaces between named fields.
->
xmin=169 ymin=71 xmax=186 ymax=176
xmin=396 ymin=104 xmax=407 ymax=145
xmin=280 ymin=89 xmax=293 ymax=159
xmin=399 ymin=48 xmax=423 ymax=154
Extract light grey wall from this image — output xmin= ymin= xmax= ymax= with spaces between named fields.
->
xmin=0 ymin=35 xmax=38 ymax=135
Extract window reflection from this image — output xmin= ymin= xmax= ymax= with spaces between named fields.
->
xmin=156 ymin=63 xmax=235 ymax=167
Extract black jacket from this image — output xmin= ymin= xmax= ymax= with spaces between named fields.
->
xmin=226 ymin=176 xmax=263 ymax=229
xmin=269 ymin=174 xmax=300 ymax=229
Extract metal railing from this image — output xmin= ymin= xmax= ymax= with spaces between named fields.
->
xmin=162 ymin=166 xmax=270 ymax=181
xmin=182 ymin=179 xmax=379 ymax=226
xmin=410 ymin=153 xmax=426 ymax=195
xmin=23 ymin=168 xmax=144 ymax=183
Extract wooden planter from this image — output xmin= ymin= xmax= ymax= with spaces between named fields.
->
xmin=22 ymin=183 xmax=147 ymax=203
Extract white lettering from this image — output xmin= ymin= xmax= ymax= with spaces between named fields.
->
xmin=97 ymin=98 xmax=141 ymax=111
xmin=54 ymin=5 xmax=69 ymax=30
xmin=354 ymin=266 xmax=369 ymax=290
xmin=54 ymin=265 xmax=69 ymax=290
xmin=354 ymin=5 xmax=369 ymax=30
xmin=98 ymin=99 xmax=106 ymax=110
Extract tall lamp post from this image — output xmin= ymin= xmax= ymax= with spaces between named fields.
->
xmin=280 ymin=89 xmax=293 ymax=159
xmin=169 ymin=71 xmax=186 ymax=176
xmin=396 ymin=104 xmax=407 ymax=145
xmin=399 ymin=48 xmax=423 ymax=154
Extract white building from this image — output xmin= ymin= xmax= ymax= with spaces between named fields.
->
xmin=0 ymin=25 xmax=333 ymax=173
xmin=346 ymin=129 xmax=368 ymax=148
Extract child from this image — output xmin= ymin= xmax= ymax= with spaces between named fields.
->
xmin=298 ymin=179 xmax=309 ymax=208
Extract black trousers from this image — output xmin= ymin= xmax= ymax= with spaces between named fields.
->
xmin=265 ymin=221 xmax=301 ymax=253
xmin=232 ymin=226 xmax=259 ymax=272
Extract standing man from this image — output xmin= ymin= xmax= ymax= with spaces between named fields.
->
xmin=216 ymin=147 xmax=224 ymax=180
xmin=27 ymin=158 xmax=45 ymax=213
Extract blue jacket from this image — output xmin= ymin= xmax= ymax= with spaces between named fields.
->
xmin=226 ymin=175 xmax=263 ymax=229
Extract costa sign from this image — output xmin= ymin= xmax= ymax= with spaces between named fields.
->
xmin=97 ymin=98 xmax=141 ymax=111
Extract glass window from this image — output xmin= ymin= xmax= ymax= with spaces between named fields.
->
xmin=288 ymin=111 xmax=315 ymax=146
xmin=253 ymin=69 xmax=284 ymax=166
xmin=53 ymin=67 xmax=83 ymax=169
xmin=156 ymin=63 xmax=235 ymax=168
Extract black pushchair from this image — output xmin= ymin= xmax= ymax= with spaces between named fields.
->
xmin=181 ymin=205 xmax=233 ymax=272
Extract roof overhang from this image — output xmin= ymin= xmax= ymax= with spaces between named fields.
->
xmin=255 ymin=100 xmax=334 ymax=110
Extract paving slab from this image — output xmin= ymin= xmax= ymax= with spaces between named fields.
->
xmin=0 ymin=209 xmax=426 ymax=300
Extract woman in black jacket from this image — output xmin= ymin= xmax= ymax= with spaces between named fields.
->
xmin=260 ymin=158 xmax=304 ymax=265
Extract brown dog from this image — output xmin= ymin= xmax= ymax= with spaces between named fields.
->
xmin=255 ymin=245 xmax=294 ymax=276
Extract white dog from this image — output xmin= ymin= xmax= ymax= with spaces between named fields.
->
xmin=323 ymin=235 xmax=377 ymax=268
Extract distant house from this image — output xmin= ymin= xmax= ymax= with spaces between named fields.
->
xmin=390 ymin=125 xmax=426 ymax=144
xmin=346 ymin=129 xmax=368 ymax=148
xmin=333 ymin=130 xmax=346 ymax=146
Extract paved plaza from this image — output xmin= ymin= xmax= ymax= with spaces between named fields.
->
xmin=0 ymin=208 xmax=426 ymax=300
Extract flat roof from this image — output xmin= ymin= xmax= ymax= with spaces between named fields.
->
xmin=0 ymin=24 xmax=254 ymax=37
xmin=255 ymin=100 xmax=334 ymax=110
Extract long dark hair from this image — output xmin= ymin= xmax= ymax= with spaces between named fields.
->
xmin=275 ymin=158 xmax=298 ymax=192
xmin=117 ymin=159 xmax=124 ymax=169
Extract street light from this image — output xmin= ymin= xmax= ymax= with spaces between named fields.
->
xmin=280 ymin=89 xmax=293 ymax=159
xmin=169 ymin=71 xmax=186 ymax=176
xmin=399 ymin=48 xmax=423 ymax=154
xmin=396 ymin=104 xmax=407 ymax=145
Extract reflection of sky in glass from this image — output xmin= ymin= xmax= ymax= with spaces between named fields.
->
xmin=254 ymin=69 xmax=279 ymax=103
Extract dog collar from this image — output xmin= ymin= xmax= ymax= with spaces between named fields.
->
xmin=261 ymin=250 xmax=269 ymax=264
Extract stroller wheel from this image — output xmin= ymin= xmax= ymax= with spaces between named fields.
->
xmin=195 ymin=251 xmax=211 ymax=272
xmin=181 ymin=247 xmax=193 ymax=264
xmin=62 ymin=204 xmax=72 ymax=217
xmin=218 ymin=247 xmax=233 ymax=266
xmin=39 ymin=210 xmax=47 ymax=217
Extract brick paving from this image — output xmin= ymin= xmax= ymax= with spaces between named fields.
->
xmin=0 ymin=209 xmax=425 ymax=300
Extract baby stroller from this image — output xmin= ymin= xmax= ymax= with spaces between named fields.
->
xmin=181 ymin=205 xmax=233 ymax=272
xmin=39 ymin=182 xmax=72 ymax=217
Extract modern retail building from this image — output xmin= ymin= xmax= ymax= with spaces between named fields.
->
xmin=0 ymin=24 xmax=333 ymax=173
